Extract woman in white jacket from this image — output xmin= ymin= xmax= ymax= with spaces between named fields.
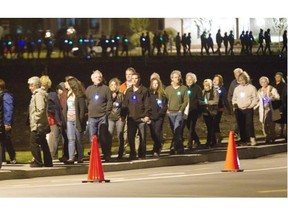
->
xmin=256 ymin=76 xmax=280 ymax=143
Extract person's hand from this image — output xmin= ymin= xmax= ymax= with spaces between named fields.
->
xmin=233 ymin=104 xmax=238 ymax=111
xmin=5 ymin=125 xmax=12 ymax=131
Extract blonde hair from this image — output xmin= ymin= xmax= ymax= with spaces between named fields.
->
xmin=109 ymin=77 xmax=121 ymax=92
xmin=40 ymin=75 xmax=52 ymax=88
xmin=203 ymin=79 xmax=213 ymax=89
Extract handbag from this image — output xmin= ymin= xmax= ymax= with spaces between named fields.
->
xmin=271 ymin=108 xmax=281 ymax=121
xmin=207 ymin=104 xmax=218 ymax=116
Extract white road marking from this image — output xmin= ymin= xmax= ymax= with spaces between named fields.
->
xmin=1 ymin=166 xmax=286 ymax=189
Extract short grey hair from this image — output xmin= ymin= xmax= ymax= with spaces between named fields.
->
xmin=91 ymin=70 xmax=103 ymax=79
xmin=186 ymin=72 xmax=197 ymax=83
xmin=233 ymin=68 xmax=243 ymax=75
xmin=259 ymin=76 xmax=269 ymax=84
xmin=28 ymin=76 xmax=41 ymax=87
xmin=170 ymin=70 xmax=182 ymax=79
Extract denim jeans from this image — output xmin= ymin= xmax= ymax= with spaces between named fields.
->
xmin=149 ymin=118 xmax=164 ymax=154
xmin=67 ymin=121 xmax=84 ymax=161
xmin=88 ymin=116 xmax=110 ymax=159
xmin=108 ymin=118 xmax=125 ymax=157
xmin=167 ymin=112 xmax=184 ymax=151
xmin=127 ymin=118 xmax=147 ymax=158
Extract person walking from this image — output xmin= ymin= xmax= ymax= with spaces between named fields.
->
xmin=228 ymin=30 xmax=235 ymax=55
xmin=200 ymin=79 xmax=220 ymax=148
xmin=227 ymin=68 xmax=244 ymax=137
xmin=55 ymin=82 xmax=69 ymax=162
xmin=0 ymin=79 xmax=16 ymax=166
xmin=271 ymin=72 xmax=287 ymax=141
xmin=232 ymin=72 xmax=259 ymax=146
xmin=256 ymin=29 xmax=264 ymax=55
xmin=148 ymin=77 xmax=168 ymax=157
xmin=264 ymin=28 xmax=272 ymax=55
xmin=40 ymin=75 xmax=62 ymax=159
xmin=107 ymin=77 xmax=125 ymax=159
xmin=85 ymin=70 xmax=112 ymax=162
xmin=165 ymin=70 xmax=188 ymax=154
xmin=212 ymin=74 xmax=229 ymax=145
xmin=281 ymin=30 xmax=287 ymax=54
xmin=215 ymin=29 xmax=222 ymax=56
xmin=184 ymin=73 xmax=202 ymax=149
xmin=200 ymin=31 xmax=208 ymax=56
xmin=122 ymin=72 xmax=151 ymax=160
xmin=255 ymin=76 xmax=280 ymax=143
xmin=27 ymin=76 xmax=53 ymax=167
xmin=64 ymin=76 xmax=87 ymax=164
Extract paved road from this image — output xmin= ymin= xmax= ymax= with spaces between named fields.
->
xmin=0 ymin=152 xmax=286 ymax=197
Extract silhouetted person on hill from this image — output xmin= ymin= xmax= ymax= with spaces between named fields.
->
xmin=215 ymin=29 xmax=222 ymax=56
xmin=151 ymin=33 xmax=157 ymax=56
xmin=156 ymin=33 xmax=162 ymax=56
xmin=281 ymin=30 xmax=287 ymax=54
xmin=264 ymin=28 xmax=272 ymax=55
xmin=99 ymin=34 xmax=108 ymax=57
xmin=140 ymin=33 xmax=146 ymax=56
xmin=244 ymin=31 xmax=249 ymax=54
xmin=145 ymin=31 xmax=151 ymax=56
xmin=186 ymin=33 xmax=192 ymax=56
xmin=223 ymin=32 xmax=229 ymax=55
xmin=256 ymin=29 xmax=264 ymax=55
xmin=114 ymin=33 xmax=120 ymax=57
xmin=175 ymin=32 xmax=181 ymax=56
xmin=200 ymin=31 xmax=208 ymax=56
xmin=207 ymin=33 xmax=215 ymax=54
xmin=162 ymin=31 xmax=169 ymax=56
xmin=240 ymin=31 xmax=245 ymax=55
xmin=26 ymin=36 xmax=35 ymax=59
xmin=121 ymin=34 xmax=129 ymax=56
xmin=181 ymin=33 xmax=187 ymax=56
xmin=228 ymin=30 xmax=234 ymax=55
xmin=247 ymin=31 xmax=255 ymax=55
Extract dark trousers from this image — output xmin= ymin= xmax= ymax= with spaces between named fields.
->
xmin=203 ymin=114 xmax=217 ymax=146
xmin=0 ymin=135 xmax=3 ymax=168
xmin=235 ymin=108 xmax=255 ymax=142
xmin=127 ymin=118 xmax=146 ymax=158
xmin=167 ymin=112 xmax=184 ymax=151
xmin=1 ymin=130 xmax=16 ymax=162
xmin=214 ymin=111 xmax=223 ymax=133
xmin=61 ymin=124 xmax=69 ymax=158
xmin=186 ymin=110 xmax=200 ymax=144
xmin=88 ymin=116 xmax=111 ymax=160
xmin=149 ymin=118 xmax=164 ymax=154
xmin=30 ymin=131 xmax=53 ymax=166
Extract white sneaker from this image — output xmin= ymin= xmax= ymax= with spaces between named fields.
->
xmin=250 ymin=137 xmax=257 ymax=146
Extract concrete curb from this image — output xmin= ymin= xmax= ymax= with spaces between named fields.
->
xmin=0 ymin=143 xmax=286 ymax=181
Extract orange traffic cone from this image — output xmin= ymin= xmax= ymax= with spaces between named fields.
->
xmin=82 ymin=135 xmax=110 ymax=183
xmin=222 ymin=131 xmax=244 ymax=172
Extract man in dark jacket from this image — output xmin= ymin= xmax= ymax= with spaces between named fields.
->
xmin=27 ymin=76 xmax=53 ymax=167
xmin=183 ymin=73 xmax=202 ymax=149
xmin=123 ymin=72 xmax=151 ymax=160
xmin=0 ymin=79 xmax=16 ymax=166
xmin=85 ymin=70 xmax=112 ymax=161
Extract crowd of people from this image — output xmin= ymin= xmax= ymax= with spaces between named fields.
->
xmin=0 ymin=67 xmax=287 ymax=168
xmin=0 ymin=27 xmax=287 ymax=60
